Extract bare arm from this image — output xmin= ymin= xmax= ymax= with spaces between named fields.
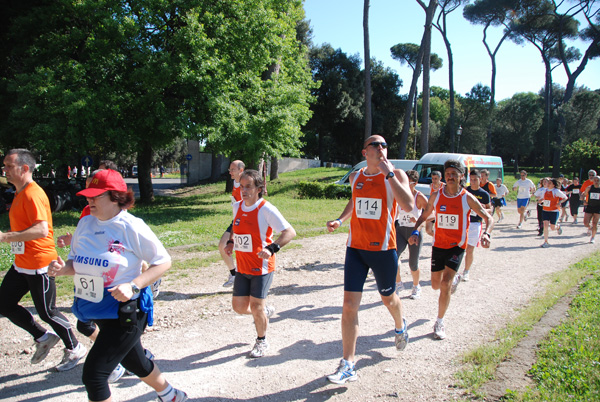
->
xmin=109 ymin=260 xmax=171 ymax=302
xmin=0 ymin=220 xmax=48 ymax=243
xmin=257 ymin=226 xmax=296 ymax=259
xmin=327 ymin=172 xmax=356 ymax=232
xmin=408 ymin=194 xmax=437 ymax=245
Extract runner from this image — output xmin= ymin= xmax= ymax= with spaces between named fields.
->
xmin=394 ymin=170 xmax=429 ymax=299
xmin=535 ymin=178 xmax=549 ymax=236
xmin=325 ymin=135 xmax=414 ymax=384
xmin=536 ymin=178 xmax=567 ymax=248
xmin=408 ymin=159 xmax=493 ymax=340
xmin=581 ymin=170 xmax=597 ymax=236
xmin=512 ymin=170 xmax=536 ymax=229
xmin=0 ymin=149 xmax=86 ymax=371
xmin=48 ymin=169 xmax=187 ymax=402
xmin=460 ymin=169 xmax=493 ymax=282
xmin=425 ymin=171 xmax=444 ymax=236
xmin=565 ymin=177 xmax=582 ymax=224
xmin=224 ymin=169 xmax=296 ymax=358
xmin=479 ymin=169 xmax=497 ymax=198
xmin=582 ymin=176 xmax=600 ymax=243
xmin=218 ymin=160 xmax=245 ymax=287
xmin=559 ymin=175 xmax=570 ymax=223
xmin=493 ymin=177 xmax=509 ymax=223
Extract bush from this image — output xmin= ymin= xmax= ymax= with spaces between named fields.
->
xmin=298 ymin=181 xmax=351 ymax=199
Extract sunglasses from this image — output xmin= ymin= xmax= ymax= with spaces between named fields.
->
xmin=367 ymin=141 xmax=388 ymax=149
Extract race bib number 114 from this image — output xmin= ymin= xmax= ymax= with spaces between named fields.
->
xmin=355 ymin=198 xmax=382 ymax=220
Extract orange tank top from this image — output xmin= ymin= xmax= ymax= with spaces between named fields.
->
xmin=542 ymin=189 xmax=562 ymax=211
xmin=231 ymin=181 xmax=242 ymax=203
xmin=232 ymin=199 xmax=275 ymax=275
xmin=347 ymin=168 xmax=397 ymax=251
xmin=433 ymin=188 xmax=470 ymax=249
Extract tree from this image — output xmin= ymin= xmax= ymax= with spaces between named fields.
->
xmin=390 ymin=43 xmax=442 ymax=157
xmin=433 ymin=0 xmax=469 ymax=152
xmin=561 ymin=138 xmax=600 ymax=174
xmin=419 ymin=0 xmax=440 ymax=154
xmin=363 ymin=0 xmax=372 ymax=140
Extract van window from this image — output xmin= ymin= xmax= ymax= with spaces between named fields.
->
xmin=414 ymin=164 xmax=445 ymax=184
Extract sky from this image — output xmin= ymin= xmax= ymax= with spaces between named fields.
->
xmin=303 ymin=0 xmax=600 ymax=101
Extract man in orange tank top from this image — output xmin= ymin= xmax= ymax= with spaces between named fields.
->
xmin=409 ymin=160 xmax=493 ymax=340
xmin=218 ymin=160 xmax=245 ymax=288
xmin=325 ymin=135 xmax=414 ymax=384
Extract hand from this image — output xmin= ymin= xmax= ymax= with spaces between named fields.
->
xmin=326 ymin=220 xmax=341 ymax=232
xmin=481 ymin=233 xmax=491 ymax=248
xmin=408 ymin=234 xmax=419 ymax=246
xmin=225 ymin=242 xmax=234 ymax=256
xmin=377 ymin=157 xmax=394 ymax=176
xmin=57 ymin=232 xmax=72 ymax=248
xmin=48 ymin=256 xmax=67 ymax=277
xmin=108 ymin=283 xmax=134 ymax=302
xmin=257 ymin=249 xmax=272 ymax=259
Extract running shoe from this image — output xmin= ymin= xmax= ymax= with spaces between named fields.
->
xmin=526 ymin=210 xmax=531 ymax=220
xmin=327 ymin=359 xmax=357 ymax=384
xmin=56 ymin=343 xmax=87 ymax=372
xmin=462 ymin=271 xmax=470 ymax=282
xmin=222 ymin=274 xmax=235 ymax=288
xmin=151 ymin=278 xmax=161 ymax=299
xmin=158 ymin=388 xmax=188 ymax=402
xmin=108 ymin=364 xmax=125 ymax=383
xmin=574 ymin=218 xmax=578 ymax=224
xmin=433 ymin=321 xmax=446 ymax=340
xmin=451 ymin=274 xmax=461 ymax=294
xmin=557 ymin=225 xmax=563 ymax=235
xmin=394 ymin=281 xmax=403 ymax=296
xmin=517 ymin=223 xmax=522 ymax=229
xmin=31 ymin=332 xmax=60 ymax=364
xmin=249 ymin=339 xmax=269 ymax=358
xmin=394 ymin=318 xmax=409 ymax=351
xmin=264 ymin=305 xmax=275 ymax=319
xmin=409 ymin=285 xmax=421 ymax=300
xmin=590 ymin=237 xmax=595 ymax=244
xmin=541 ymin=242 xmax=550 ymax=248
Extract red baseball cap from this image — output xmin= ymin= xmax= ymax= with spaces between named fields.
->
xmin=77 ymin=169 xmax=127 ymax=197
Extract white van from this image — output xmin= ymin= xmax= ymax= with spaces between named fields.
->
xmin=336 ymin=159 xmax=417 ymax=185
xmin=413 ymin=153 xmax=504 ymax=196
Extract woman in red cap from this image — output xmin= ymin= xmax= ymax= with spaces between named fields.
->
xmin=49 ymin=169 xmax=187 ymax=402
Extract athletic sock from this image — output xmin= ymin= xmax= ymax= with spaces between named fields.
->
xmin=229 ymin=269 xmax=236 ymax=276
xmin=36 ymin=332 xmax=50 ymax=343
xmin=395 ymin=320 xmax=407 ymax=334
xmin=157 ymin=384 xmax=175 ymax=401
xmin=436 ymin=317 xmax=444 ymax=325
xmin=257 ymin=336 xmax=266 ymax=341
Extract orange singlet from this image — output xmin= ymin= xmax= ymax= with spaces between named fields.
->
xmin=347 ymin=168 xmax=397 ymax=251
xmin=430 ymin=182 xmax=445 ymax=194
xmin=432 ymin=188 xmax=471 ymax=249
xmin=231 ymin=181 xmax=242 ymax=203
xmin=232 ymin=199 xmax=275 ymax=275
xmin=542 ymin=189 xmax=564 ymax=212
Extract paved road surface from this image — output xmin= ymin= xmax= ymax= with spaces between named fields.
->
xmin=124 ymin=177 xmax=183 ymax=197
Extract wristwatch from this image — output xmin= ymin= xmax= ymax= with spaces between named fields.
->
xmin=386 ymin=171 xmax=395 ymax=180
xmin=130 ymin=282 xmax=141 ymax=297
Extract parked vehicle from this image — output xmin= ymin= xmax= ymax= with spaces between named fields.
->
xmin=131 ymin=165 xmax=138 ymax=178
xmin=413 ymin=153 xmax=504 ymax=196
xmin=336 ymin=159 xmax=417 ymax=185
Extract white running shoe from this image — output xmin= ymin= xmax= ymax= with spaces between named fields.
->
xmin=249 ymin=339 xmax=269 ymax=358
xmin=409 ymin=285 xmax=421 ymax=300
xmin=31 ymin=332 xmax=60 ymax=364
xmin=517 ymin=223 xmax=523 ymax=229
xmin=557 ymin=225 xmax=563 ymax=235
xmin=151 ymin=278 xmax=161 ymax=299
xmin=222 ymin=274 xmax=235 ymax=288
xmin=574 ymin=218 xmax=578 ymax=224
xmin=56 ymin=343 xmax=87 ymax=372
xmin=526 ymin=210 xmax=531 ymax=220
xmin=394 ymin=318 xmax=409 ymax=351
xmin=590 ymin=237 xmax=595 ymax=244
xmin=433 ymin=321 xmax=446 ymax=340
xmin=462 ymin=271 xmax=470 ymax=282
xmin=327 ymin=359 xmax=357 ymax=384
xmin=158 ymin=388 xmax=188 ymax=402
xmin=451 ymin=274 xmax=461 ymax=294
xmin=108 ymin=364 xmax=125 ymax=383
xmin=264 ymin=305 xmax=275 ymax=319
xmin=394 ymin=281 xmax=403 ymax=296
xmin=541 ymin=242 xmax=550 ymax=248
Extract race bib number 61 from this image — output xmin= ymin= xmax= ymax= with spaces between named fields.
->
xmin=74 ymin=273 xmax=103 ymax=303
xmin=355 ymin=198 xmax=382 ymax=220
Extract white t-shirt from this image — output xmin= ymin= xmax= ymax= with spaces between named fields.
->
xmin=232 ymin=199 xmax=291 ymax=235
xmin=494 ymin=184 xmax=509 ymax=198
xmin=514 ymin=179 xmax=536 ymax=199
xmin=69 ymin=210 xmax=171 ymax=288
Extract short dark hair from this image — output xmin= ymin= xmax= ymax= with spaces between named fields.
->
xmin=240 ymin=169 xmax=265 ymax=198
xmin=6 ymin=149 xmax=36 ymax=172
xmin=99 ymin=160 xmax=118 ymax=170
xmin=431 ymin=170 xmax=442 ymax=178
xmin=108 ymin=189 xmax=135 ymax=210
xmin=470 ymin=169 xmax=481 ymax=177
xmin=405 ymin=170 xmax=419 ymax=183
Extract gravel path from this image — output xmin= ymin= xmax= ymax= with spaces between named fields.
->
xmin=0 ymin=204 xmax=597 ymax=402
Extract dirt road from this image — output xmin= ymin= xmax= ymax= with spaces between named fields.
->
xmin=0 ymin=206 xmax=596 ymax=401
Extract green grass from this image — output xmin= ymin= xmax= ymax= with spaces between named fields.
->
xmin=455 ymin=253 xmax=600 ymax=400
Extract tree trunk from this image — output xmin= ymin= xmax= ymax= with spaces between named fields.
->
xmin=270 ymin=156 xmax=279 ymax=180
xmin=543 ymin=56 xmax=552 ymax=172
xmin=363 ymin=0 xmax=372 ymax=140
xmin=421 ymin=14 xmax=434 ymax=154
xmin=137 ymin=140 xmax=154 ymax=204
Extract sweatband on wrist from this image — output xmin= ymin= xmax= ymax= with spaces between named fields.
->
xmin=411 ymin=230 xmax=420 ymax=236
xmin=335 ymin=219 xmax=342 ymax=226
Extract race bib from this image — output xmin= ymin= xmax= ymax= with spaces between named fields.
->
xmin=590 ymin=193 xmax=600 ymax=200
xmin=543 ymin=200 xmax=551 ymax=207
xmin=355 ymin=198 xmax=382 ymax=220
xmin=233 ymin=234 xmax=253 ymax=252
xmin=396 ymin=212 xmax=414 ymax=227
xmin=74 ymin=273 xmax=103 ymax=303
xmin=573 ymin=189 xmax=580 ymax=194
xmin=518 ymin=187 xmax=530 ymax=197
xmin=10 ymin=241 xmax=24 ymax=255
xmin=437 ymin=214 xmax=459 ymax=230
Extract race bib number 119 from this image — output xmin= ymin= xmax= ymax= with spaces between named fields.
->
xmin=355 ymin=198 xmax=382 ymax=220
xmin=437 ymin=213 xmax=459 ymax=229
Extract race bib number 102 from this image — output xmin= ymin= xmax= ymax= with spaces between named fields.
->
xmin=234 ymin=234 xmax=253 ymax=252
xmin=355 ymin=198 xmax=382 ymax=220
